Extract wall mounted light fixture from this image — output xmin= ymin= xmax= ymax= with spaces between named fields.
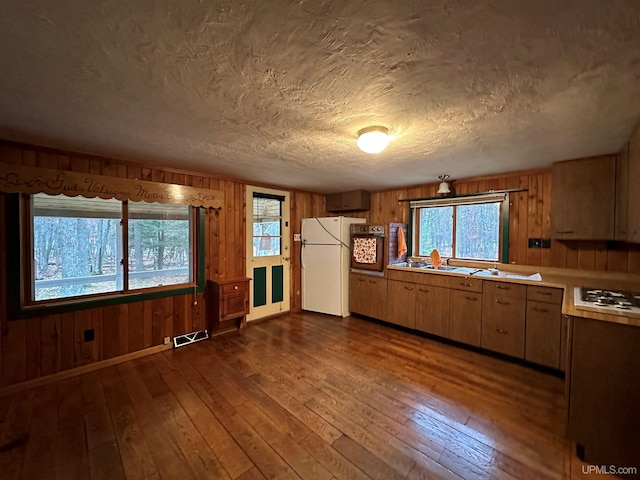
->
xmin=437 ymin=174 xmax=451 ymax=195
xmin=357 ymin=126 xmax=389 ymax=154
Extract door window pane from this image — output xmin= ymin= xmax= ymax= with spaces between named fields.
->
xmin=32 ymin=193 xmax=121 ymax=300
xmin=128 ymin=201 xmax=192 ymax=290
xmin=252 ymin=196 xmax=282 ymax=257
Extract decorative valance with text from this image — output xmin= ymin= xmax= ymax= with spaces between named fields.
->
xmin=0 ymin=163 xmax=223 ymax=209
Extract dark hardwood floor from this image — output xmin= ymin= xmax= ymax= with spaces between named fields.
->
xmin=0 ymin=312 xmax=612 ymax=479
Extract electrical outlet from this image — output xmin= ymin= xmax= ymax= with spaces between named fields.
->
xmin=294 ymin=233 xmax=301 ymax=241
xmin=528 ymin=238 xmax=542 ymax=249
xmin=163 ymin=336 xmax=171 ymax=345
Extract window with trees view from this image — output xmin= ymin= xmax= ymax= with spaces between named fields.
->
xmin=30 ymin=193 xmax=194 ymax=302
xmin=414 ymin=198 xmax=503 ymax=262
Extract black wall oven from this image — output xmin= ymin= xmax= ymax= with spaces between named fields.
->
xmin=350 ymin=224 xmax=385 ymax=273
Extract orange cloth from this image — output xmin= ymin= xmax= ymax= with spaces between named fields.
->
xmin=397 ymin=226 xmax=407 ymax=258
xmin=430 ymin=249 xmax=442 ymax=268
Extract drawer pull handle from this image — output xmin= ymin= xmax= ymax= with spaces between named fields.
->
xmin=495 ymin=299 xmax=509 ymax=305
xmin=496 ymin=328 xmax=509 ymax=335
xmin=496 ymin=285 xmax=509 ymax=290
xmin=556 ymin=230 xmax=574 ymax=234
xmin=536 ymin=291 xmax=552 ymax=296
xmin=234 ymin=285 xmax=239 ymax=290
xmin=460 ymin=282 xmax=472 ymax=287
xmin=404 ymin=286 xmax=413 ymax=291
xmin=418 ymin=288 xmax=429 ymax=293
xmin=359 ymin=278 xmax=366 ymax=282
xmin=368 ymin=280 xmax=377 ymax=284
xmin=532 ymin=307 xmax=549 ymax=313
xmin=465 ymin=296 xmax=477 ymax=301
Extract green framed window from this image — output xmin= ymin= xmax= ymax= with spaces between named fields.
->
xmin=7 ymin=193 xmax=204 ymax=316
xmin=410 ymin=192 xmax=509 ymax=263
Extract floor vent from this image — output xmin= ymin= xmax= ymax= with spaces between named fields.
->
xmin=173 ymin=330 xmax=209 ymax=348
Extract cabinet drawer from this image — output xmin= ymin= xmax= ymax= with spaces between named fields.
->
xmin=484 ymin=281 xmax=526 ymax=299
xmin=388 ymin=270 xmax=451 ymax=288
xmin=222 ymin=282 xmax=249 ymax=294
xmin=527 ymin=286 xmax=563 ymax=304
xmin=450 ymin=277 xmax=483 ymax=293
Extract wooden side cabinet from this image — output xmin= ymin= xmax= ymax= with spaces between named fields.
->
xmin=207 ymin=278 xmax=250 ymax=334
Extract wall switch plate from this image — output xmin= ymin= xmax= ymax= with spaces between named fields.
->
xmin=294 ymin=233 xmax=301 ymax=241
xmin=163 ymin=336 xmax=171 ymax=345
xmin=83 ymin=329 xmax=94 ymax=342
xmin=541 ymin=238 xmax=551 ymax=248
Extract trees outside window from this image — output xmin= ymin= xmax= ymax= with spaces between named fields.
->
xmin=416 ymin=201 xmax=501 ymax=262
xmin=31 ymin=193 xmax=193 ymax=302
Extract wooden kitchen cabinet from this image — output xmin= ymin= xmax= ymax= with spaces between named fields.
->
xmin=449 ymin=287 xmax=482 ymax=346
xmin=567 ymin=316 xmax=640 ymax=470
xmin=550 ymin=155 xmax=617 ymax=240
xmin=325 ymin=190 xmax=371 ymax=212
xmin=387 ymin=280 xmax=416 ymax=329
xmin=525 ymin=286 xmax=564 ymax=369
xmin=207 ymin=278 xmax=250 ymax=334
xmin=625 ymin=123 xmax=640 ymax=242
xmin=349 ymin=273 xmax=387 ymax=321
xmin=415 ymin=284 xmax=450 ymax=337
xmin=481 ymin=282 xmax=526 ymax=358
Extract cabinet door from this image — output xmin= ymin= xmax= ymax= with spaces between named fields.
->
xmin=415 ymin=285 xmax=450 ymax=337
xmin=568 ymin=317 xmax=640 ymax=467
xmin=481 ymin=293 xmax=526 ymax=358
xmin=325 ymin=192 xmax=343 ymax=212
xmin=525 ymin=301 xmax=562 ymax=368
xmin=221 ymin=291 xmax=248 ymax=321
xmin=349 ymin=274 xmax=387 ymax=321
xmin=387 ymin=280 xmax=416 ymax=329
xmin=550 ymin=156 xmax=616 ymax=240
xmin=449 ymin=290 xmax=482 ymax=346
xmin=627 ymin=125 xmax=640 ymax=242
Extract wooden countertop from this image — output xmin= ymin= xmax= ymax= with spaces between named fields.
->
xmin=386 ymin=263 xmax=640 ymax=328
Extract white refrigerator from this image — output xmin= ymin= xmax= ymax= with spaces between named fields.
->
xmin=301 ymin=216 xmax=366 ymax=317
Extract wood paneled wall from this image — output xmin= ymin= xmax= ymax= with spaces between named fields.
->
xmin=1 ymin=131 xmax=639 ymax=388
xmin=356 ymin=166 xmax=640 ymax=274
xmin=0 ymin=142 xmax=324 ymax=388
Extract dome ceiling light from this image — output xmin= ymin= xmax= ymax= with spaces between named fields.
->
xmin=357 ymin=126 xmax=390 ymax=154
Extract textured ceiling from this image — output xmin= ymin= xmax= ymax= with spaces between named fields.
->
xmin=1 ymin=1 xmax=640 ymax=193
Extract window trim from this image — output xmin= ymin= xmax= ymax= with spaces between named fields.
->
xmin=408 ymin=192 xmax=510 ymax=264
xmin=5 ymin=193 xmax=206 ymax=318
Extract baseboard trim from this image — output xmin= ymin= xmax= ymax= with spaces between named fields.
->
xmin=0 ymin=343 xmax=173 ymax=397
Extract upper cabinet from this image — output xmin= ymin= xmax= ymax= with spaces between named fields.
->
xmin=325 ymin=190 xmax=371 ymax=212
xmin=551 ymin=122 xmax=640 ymax=243
xmin=626 ymin=122 xmax=640 ymax=243
xmin=550 ymin=155 xmax=617 ymax=240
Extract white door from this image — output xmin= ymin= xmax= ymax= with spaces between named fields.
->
xmin=246 ymin=186 xmax=291 ymax=321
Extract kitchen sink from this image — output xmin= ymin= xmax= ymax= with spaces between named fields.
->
xmin=425 ymin=265 xmax=457 ymax=271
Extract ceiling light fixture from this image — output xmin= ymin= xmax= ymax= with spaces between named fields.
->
xmin=357 ymin=126 xmax=390 ymax=154
xmin=437 ymin=174 xmax=451 ymax=195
